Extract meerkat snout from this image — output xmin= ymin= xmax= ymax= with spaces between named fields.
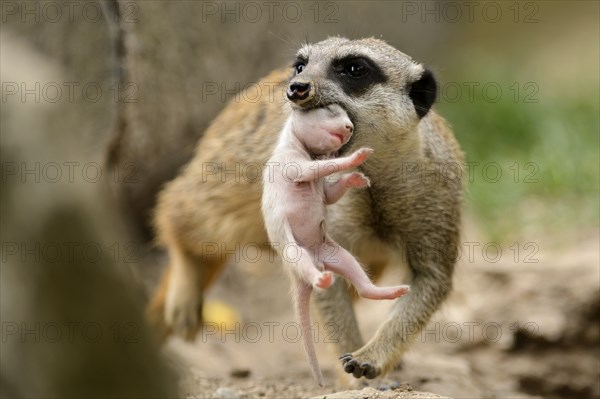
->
xmin=287 ymin=81 xmax=311 ymax=102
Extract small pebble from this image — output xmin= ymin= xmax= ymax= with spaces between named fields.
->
xmin=214 ymin=387 xmax=240 ymax=399
xmin=230 ymin=368 xmax=251 ymax=378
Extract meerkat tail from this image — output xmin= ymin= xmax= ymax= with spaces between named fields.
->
xmin=294 ymin=279 xmax=324 ymax=387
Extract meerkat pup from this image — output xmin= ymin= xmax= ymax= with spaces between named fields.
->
xmin=262 ymin=104 xmax=410 ymax=386
xmin=148 ymin=37 xmax=463 ymax=383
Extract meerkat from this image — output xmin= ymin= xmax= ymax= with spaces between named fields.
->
xmin=148 ymin=37 xmax=463 ymax=381
xmin=262 ymin=104 xmax=410 ymax=386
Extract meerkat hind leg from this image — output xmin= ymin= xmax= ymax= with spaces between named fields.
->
xmin=162 ymin=239 xmax=227 ymax=340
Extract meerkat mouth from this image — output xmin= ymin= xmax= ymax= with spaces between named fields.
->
xmin=302 ymin=103 xmax=356 ymax=125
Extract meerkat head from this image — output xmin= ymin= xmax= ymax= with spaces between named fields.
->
xmin=286 ymin=37 xmax=437 ymax=141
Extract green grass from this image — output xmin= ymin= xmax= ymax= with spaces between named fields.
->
xmin=438 ymin=75 xmax=599 ymax=242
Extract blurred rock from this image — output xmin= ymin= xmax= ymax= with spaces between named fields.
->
xmin=0 ymin=23 xmax=177 ymax=397
xmin=439 ymin=238 xmax=600 ymax=399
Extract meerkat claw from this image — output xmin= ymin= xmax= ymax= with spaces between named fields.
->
xmin=340 ymin=354 xmax=380 ymax=379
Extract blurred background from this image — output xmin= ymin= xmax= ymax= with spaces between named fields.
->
xmin=1 ymin=1 xmax=598 ymax=398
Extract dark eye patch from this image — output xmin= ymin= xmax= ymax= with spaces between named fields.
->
xmin=292 ymin=57 xmax=308 ymax=75
xmin=328 ymin=56 xmax=387 ymax=96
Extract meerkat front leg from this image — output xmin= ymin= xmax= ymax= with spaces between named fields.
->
xmin=340 ymin=227 xmax=457 ymax=379
xmin=324 ymin=172 xmax=370 ymax=205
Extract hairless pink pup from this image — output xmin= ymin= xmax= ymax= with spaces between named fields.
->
xmin=261 ymin=104 xmax=410 ymax=386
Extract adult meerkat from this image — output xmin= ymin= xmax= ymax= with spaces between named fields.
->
xmin=148 ymin=37 xmax=464 ymax=381
xmin=262 ymin=104 xmax=410 ymax=386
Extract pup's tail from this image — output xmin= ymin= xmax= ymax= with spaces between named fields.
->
xmin=293 ymin=280 xmax=324 ymax=387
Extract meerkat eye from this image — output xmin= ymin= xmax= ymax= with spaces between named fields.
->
xmin=293 ymin=59 xmax=307 ymax=74
xmin=344 ymin=59 xmax=369 ymax=78
xmin=331 ymin=56 xmax=386 ymax=95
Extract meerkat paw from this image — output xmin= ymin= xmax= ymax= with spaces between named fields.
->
xmin=164 ymin=273 xmax=202 ymax=340
xmin=339 ymin=351 xmax=382 ymax=379
xmin=313 ymin=271 xmax=334 ymax=290
xmin=346 ymin=172 xmax=370 ymax=189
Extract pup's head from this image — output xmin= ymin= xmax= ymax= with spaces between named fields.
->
xmin=290 ymin=104 xmax=353 ymax=155
xmin=286 ymin=37 xmax=437 ymax=139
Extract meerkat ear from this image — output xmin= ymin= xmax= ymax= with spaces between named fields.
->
xmin=408 ymin=68 xmax=437 ymax=118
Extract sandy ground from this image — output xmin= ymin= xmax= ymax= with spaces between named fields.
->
xmin=139 ymin=227 xmax=599 ymax=399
